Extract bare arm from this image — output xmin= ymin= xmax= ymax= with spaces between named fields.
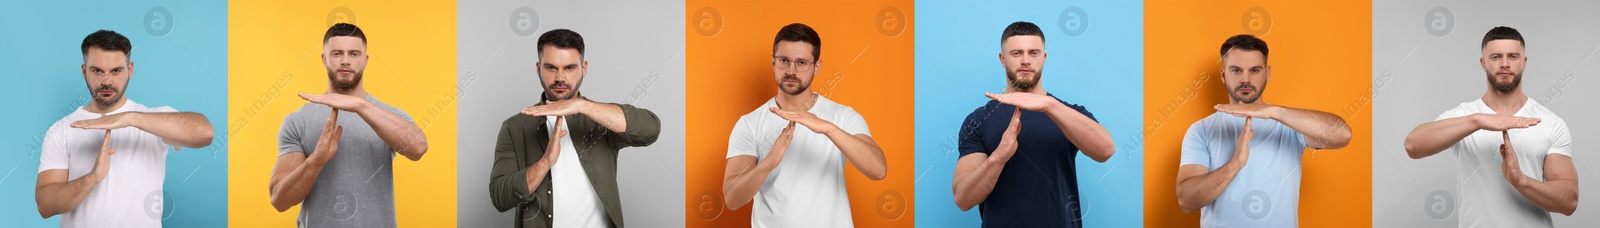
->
xmin=952 ymin=108 xmax=1021 ymax=211
xmin=354 ymin=103 xmax=428 ymax=161
xmin=1511 ymin=154 xmax=1580 ymax=215
xmin=1175 ymin=117 xmax=1253 ymax=213
xmin=35 ymin=131 xmax=115 ymax=218
xmin=1268 ymin=106 xmax=1352 ymax=149
xmin=723 ymin=122 xmax=795 ymax=210
xmin=70 ymin=112 xmax=215 ymax=149
xmin=35 ymin=170 xmax=101 ymax=218
xmin=824 ymin=132 xmax=887 ymax=180
xmin=1405 ymin=114 xmax=1538 ymax=159
xmin=268 ymin=111 xmax=343 ymax=212
xmin=1045 ymin=102 xmax=1115 ymax=162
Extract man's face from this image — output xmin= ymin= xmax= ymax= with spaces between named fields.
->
xmin=82 ymin=47 xmax=132 ymax=107
xmin=537 ymin=45 xmax=586 ymax=101
xmin=322 ymin=36 xmax=367 ymax=92
xmin=1220 ymin=48 xmax=1270 ymax=104
xmin=772 ymin=41 xmax=817 ymax=96
xmin=1481 ymin=39 xmax=1526 ymax=93
xmin=999 ymin=35 xmax=1045 ymax=91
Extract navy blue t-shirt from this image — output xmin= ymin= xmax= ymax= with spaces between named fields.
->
xmin=958 ymin=94 xmax=1096 ymax=228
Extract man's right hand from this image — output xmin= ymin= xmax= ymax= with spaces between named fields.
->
xmin=91 ymin=130 xmax=116 ymax=182
xmin=989 ymin=107 xmax=1023 ymax=163
xmin=308 ymin=110 xmax=344 ymax=166
xmin=529 ymin=116 xmax=566 ymax=191
xmin=1474 ymin=113 xmax=1540 ymax=131
xmin=1231 ymin=117 xmax=1254 ymax=166
xmin=767 ymin=122 xmax=797 ymax=163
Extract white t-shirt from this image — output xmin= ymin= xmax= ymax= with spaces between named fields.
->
xmin=1437 ymin=98 xmax=1569 ymax=228
xmin=38 ymin=100 xmax=177 ymax=228
xmin=547 ymin=117 xmax=610 ymax=228
xmin=726 ymin=95 xmax=871 ymax=228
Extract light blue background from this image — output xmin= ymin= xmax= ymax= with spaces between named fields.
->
xmin=0 ymin=0 xmax=228 ymax=227
xmin=914 ymin=0 xmax=1143 ymax=227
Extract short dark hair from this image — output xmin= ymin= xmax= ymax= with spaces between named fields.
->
xmin=1000 ymin=21 xmax=1045 ymax=44
xmin=323 ymin=23 xmax=367 ymax=44
xmin=537 ymin=29 xmax=586 ymax=58
xmin=81 ymin=30 xmax=132 ymax=58
xmin=1481 ymin=26 xmax=1525 ymax=48
xmin=1220 ymin=34 xmax=1268 ymax=61
xmin=773 ymin=23 xmax=821 ymax=61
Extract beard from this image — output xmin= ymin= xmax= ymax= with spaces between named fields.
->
xmin=1229 ymin=83 xmax=1263 ymax=104
xmin=1486 ymin=70 xmax=1522 ymax=93
xmin=778 ymin=73 xmax=811 ymax=96
xmin=91 ymin=83 xmax=124 ymax=106
xmin=1006 ymin=67 xmax=1040 ymax=91
xmin=543 ymin=80 xmax=581 ymax=101
xmin=327 ymin=68 xmax=363 ymax=91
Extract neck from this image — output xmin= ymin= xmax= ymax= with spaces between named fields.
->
xmin=1481 ymin=87 xmax=1527 ymax=114
xmin=84 ymin=98 xmax=128 ymax=114
xmin=775 ymin=90 xmax=817 ymax=111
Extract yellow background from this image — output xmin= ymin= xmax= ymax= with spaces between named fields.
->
xmin=226 ymin=1 xmax=458 ymax=227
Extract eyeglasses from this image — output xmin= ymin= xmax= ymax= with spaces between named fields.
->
xmin=772 ymin=56 xmax=814 ymax=72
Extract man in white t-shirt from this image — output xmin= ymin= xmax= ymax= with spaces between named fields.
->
xmin=721 ymin=23 xmax=889 ymax=228
xmin=1404 ymin=26 xmax=1579 ymax=228
xmin=35 ymin=30 xmax=216 ymax=228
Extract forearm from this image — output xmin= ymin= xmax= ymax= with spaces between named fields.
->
xmin=825 ymin=130 xmax=887 ymax=180
xmin=1271 ymin=106 xmax=1352 ymax=149
xmin=356 ymin=104 xmax=428 ymax=160
xmin=723 ymin=157 xmax=780 ymax=209
xmin=953 ymin=155 xmax=1008 ymax=211
xmin=524 ymin=159 xmax=554 ymax=191
xmin=580 ymin=101 xmax=629 ymax=133
xmin=129 ymin=112 xmax=215 ymax=148
xmin=35 ymin=175 xmax=101 ymax=218
xmin=1176 ymin=162 xmax=1243 ymax=213
xmin=269 ymin=160 xmax=327 ymax=212
xmin=1510 ymin=176 xmax=1580 ymax=215
xmin=1404 ymin=116 xmax=1480 ymax=158
xmin=1046 ymin=104 xmax=1115 ymax=162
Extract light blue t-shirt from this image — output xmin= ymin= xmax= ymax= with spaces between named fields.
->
xmin=1181 ymin=112 xmax=1307 ymax=227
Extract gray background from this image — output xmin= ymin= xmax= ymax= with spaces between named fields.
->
xmin=456 ymin=1 xmax=686 ymax=227
xmin=1372 ymin=1 xmax=1600 ymax=227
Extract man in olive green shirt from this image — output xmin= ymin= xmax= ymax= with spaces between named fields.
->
xmin=487 ymin=29 xmax=662 ymax=228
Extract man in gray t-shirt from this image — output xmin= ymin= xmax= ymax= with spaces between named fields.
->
xmin=268 ymin=23 xmax=430 ymax=228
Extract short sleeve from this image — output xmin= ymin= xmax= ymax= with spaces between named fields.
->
xmin=957 ymin=106 xmax=990 ymax=158
xmin=726 ymin=116 xmax=757 ymax=159
xmin=278 ymin=115 xmax=303 ymax=157
xmin=149 ymin=106 xmax=179 ymax=113
xmin=38 ymin=123 xmax=71 ymax=173
xmin=835 ymin=107 xmax=871 ymax=137
xmin=1179 ymin=121 xmax=1213 ymax=168
xmin=1281 ymin=121 xmax=1308 ymax=149
xmin=1548 ymin=119 xmax=1573 ymax=157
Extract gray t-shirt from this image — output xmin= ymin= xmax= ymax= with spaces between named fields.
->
xmin=278 ymin=95 xmax=412 ymax=228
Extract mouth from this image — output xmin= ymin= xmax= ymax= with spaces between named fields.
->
xmin=98 ymin=90 xmax=115 ymax=97
xmin=1016 ymin=69 xmax=1035 ymax=75
xmin=337 ymin=69 xmax=355 ymax=75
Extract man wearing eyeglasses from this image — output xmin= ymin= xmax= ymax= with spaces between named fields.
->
xmin=721 ymin=23 xmax=888 ymax=228
xmin=487 ymin=28 xmax=663 ymax=228
xmin=949 ymin=21 xmax=1116 ymax=228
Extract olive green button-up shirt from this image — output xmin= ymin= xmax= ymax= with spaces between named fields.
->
xmin=488 ymin=100 xmax=661 ymax=228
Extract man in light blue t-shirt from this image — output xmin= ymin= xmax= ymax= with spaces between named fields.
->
xmin=1174 ymin=34 xmax=1353 ymax=227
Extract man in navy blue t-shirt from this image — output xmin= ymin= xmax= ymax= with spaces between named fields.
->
xmin=952 ymin=21 xmax=1118 ymax=228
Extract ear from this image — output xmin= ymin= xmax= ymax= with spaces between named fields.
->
xmin=812 ymin=60 xmax=822 ymax=75
xmin=580 ymin=60 xmax=589 ymax=75
xmin=81 ymin=64 xmax=89 ymax=76
xmin=127 ymin=62 xmax=135 ymax=77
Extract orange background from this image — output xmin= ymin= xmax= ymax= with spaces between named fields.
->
xmin=1143 ymin=0 xmax=1372 ymax=227
xmin=683 ymin=0 xmax=915 ymax=227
